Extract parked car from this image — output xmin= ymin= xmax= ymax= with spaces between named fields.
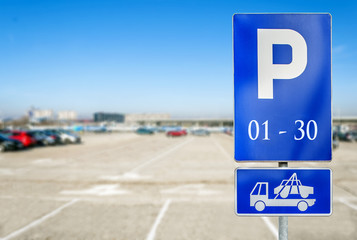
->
xmin=0 ymin=130 xmax=36 ymax=147
xmin=349 ymin=131 xmax=357 ymax=142
xmin=43 ymin=130 xmax=62 ymax=145
xmin=166 ymin=129 xmax=187 ymax=137
xmin=85 ymin=126 xmax=107 ymax=133
xmin=55 ymin=129 xmax=81 ymax=144
xmin=27 ymin=130 xmax=56 ymax=146
xmin=224 ymin=128 xmax=233 ymax=136
xmin=338 ymin=131 xmax=357 ymax=142
xmin=191 ymin=129 xmax=210 ymax=136
xmin=0 ymin=134 xmax=23 ymax=152
xmin=136 ymin=128 xmax=154 ymax=135
xmin=333 ymin=131 xmax=339 ymax=149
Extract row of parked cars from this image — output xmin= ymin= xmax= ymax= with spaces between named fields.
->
xmin=0 ymin=129 xmax=81 ymax=152
xmin=135 ymin=127 xmax=211 ymax=137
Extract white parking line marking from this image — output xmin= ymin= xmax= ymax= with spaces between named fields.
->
xmin=339 ymin=198 xmax=357 ymax=211
xmin=32 ymin=158 xmax=67 ymax=166
xmin=211 ymin=138 xmax=233 ymax=161
xmin=1 ymin=199 xmax=79 ymax=240
xmin=61 ymin=185 xmax=129 ymax=196
xmin=305 ymin=162 xmax=318 ymax=166
xmin=127 ymin=138 xmax=194 ymax=174
xmin=0 ymin=168 xmax=14 ymax=175
xmin=161 ymin=184 xmax=220 ymax=196
xmin=32 ymin=158 xmax=53 ymax=164
xmin=261 ymin=217 xmax=278 ymax=239
xmin=100 ymin=172 xmax=152 ymax=181
xmin=99 ymin=138 xmax=194 ymax=181
xmin=146 ymin=199 xmax=172 ymax=240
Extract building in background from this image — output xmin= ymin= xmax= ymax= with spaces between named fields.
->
xmin=125 ymin=113 xmax=171 ymax=125
xmin=94 ymin=112 xmax=125 ymax=123
xmin=57 ymin=111 xmax=77 ymax=121
xmin=28 ymin=109 xmax=54 ymax=123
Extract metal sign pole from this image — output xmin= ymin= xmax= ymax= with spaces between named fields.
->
xmin=279 ymin=162 xmax=288 ymax=240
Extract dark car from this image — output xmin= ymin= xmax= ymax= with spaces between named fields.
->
xmin=0 ymin=134 xmax=24 ymax=152
xmin=27 ymin=130 xmax=56 ymax=146
xmin=191 ymin=129 xmax=210 ymax=136
xmin=43 ymin=130 xmax=62 ymax=145
xmin=136 ymin=128 xmax=154 ymax=135
xmin=338 ymin=131 xmax=357 ymax=142
xmin=333 ymin=131 xmax=339 ymax=149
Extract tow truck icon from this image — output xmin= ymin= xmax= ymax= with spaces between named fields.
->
xmin=250 ymin=173 xmax=316 ymax=212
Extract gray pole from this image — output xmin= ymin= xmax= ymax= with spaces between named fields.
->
xmin=278 ymin=162 xmax=288 ymax=240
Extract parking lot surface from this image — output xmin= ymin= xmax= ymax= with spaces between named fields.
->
xmin=0 ymin=133 xmax=356 ymax=239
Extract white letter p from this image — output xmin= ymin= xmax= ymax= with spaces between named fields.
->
xmin=257 ymin=29 xmax=307 ymax=99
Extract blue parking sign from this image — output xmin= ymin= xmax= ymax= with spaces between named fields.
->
xmin=235 ymin=168 xmax=332 ymax=216
xmin=233 ymin=14 xmax=331 ymax=161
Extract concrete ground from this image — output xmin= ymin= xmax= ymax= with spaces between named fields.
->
xmin=0 ymin=133 xmax=356 ymax=239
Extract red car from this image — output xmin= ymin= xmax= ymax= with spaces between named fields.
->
xmin=2 ymin=131 xmax=37 ymax=147
xmin=166 ymin=130 xmax=187 ymax=137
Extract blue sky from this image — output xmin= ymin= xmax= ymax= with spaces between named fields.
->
xmin=0 ymin=0 xmax=356 ymax=119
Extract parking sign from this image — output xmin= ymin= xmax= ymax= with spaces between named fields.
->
xmin=233 ymin=14 xmax=331 ymax=161
xmin=235 ymin=168 xmax=332 ymax=216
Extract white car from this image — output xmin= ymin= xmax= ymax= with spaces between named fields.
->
xmin=56 ymin=130 xmax=81 ymax=144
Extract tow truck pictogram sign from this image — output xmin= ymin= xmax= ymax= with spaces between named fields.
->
xmin=250 ymin=173 xmax=315 ymax=212
xmin=235 ymin=168 xmax=332 ymax=216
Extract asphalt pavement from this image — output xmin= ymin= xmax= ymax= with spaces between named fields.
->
xmin=0 ymin=133 xmax=356 ymax=239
